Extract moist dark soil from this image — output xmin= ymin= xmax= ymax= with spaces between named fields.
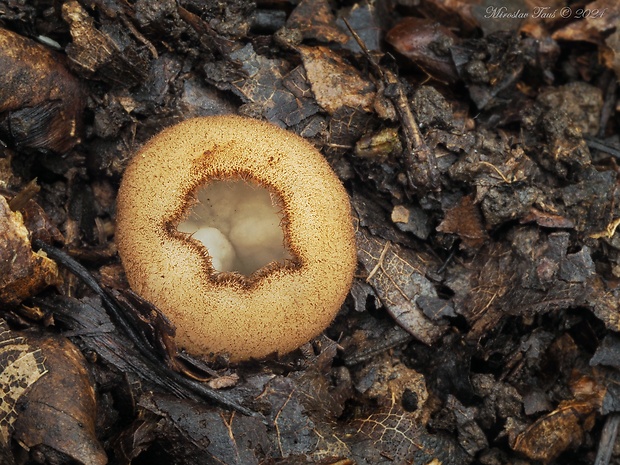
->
xmin=1 ymin=1 xmax=620 ymax=464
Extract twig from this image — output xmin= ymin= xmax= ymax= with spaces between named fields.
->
xmin=9 ymin=178 xmax=40 ymax=211
xmin=342 ymin=19 xmax=440 ymax=191
xmin=34 ymin=240 xmax=262 ymax=420
xmin=585 ymin=136 xmax=620 ymax=159
xmin=594 ymin=414 xmax=620 ymax=465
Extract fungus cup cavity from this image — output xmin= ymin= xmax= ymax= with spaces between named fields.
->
xmin=115 ymin=116 xmax=357 ymax=362
xmin=177 ymin=179 xmax=291 ymax=275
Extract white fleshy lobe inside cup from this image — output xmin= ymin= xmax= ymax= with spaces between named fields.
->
xmin=178 ymin=180 xmax=290 ymax=275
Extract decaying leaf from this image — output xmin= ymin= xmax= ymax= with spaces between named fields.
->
xmin=437 ymin=194 xmax=488 ymax=249
xmin=355 ymin=351 xmax=429 ymax=420
xmin=386 ymin=17 xmax=459 ymax=83
xmin=355 ymin=217 xmax=448 ymax=344
xmin=287 ymin=0 xmax=349 ymax=45
xmin=119 ymin=393 xmax=269 ymax=465
xmin=0 ymin=27 xmax=85 ymax=153
xmin=116 ymin=362 xmax=353 ymax=464
xmin=0 ymin=319 xmax=106 ymax=465
xmin=511 ymin=401 xmax=596 ymax=462
xmin=446 ymin=395 xmax=489 ymax=456
xmin=452 ymin=229 xmax=595 ymax=342
xmin=203 ymin=42 xmax=320 ymax=128
xmin=298 ymin=45 xmax=376 ymax=115
xmin=339 ymin=312 xmax=414 ymax=366
xmin=553 ymin=166 xmax=616 ymax=235
xmin=520 ymin=207 xmax=575 ymax=229
xmin=0 ymin=320 xmax=47 ymax=452
xmin=290 ymin=337 xmax=351 ymax=422
xmin=450 ymin=32 xmax=529 ymax=110
xmin=62 ymin=1 xmax=149 ymax=85
xmin=349 ymin=394 xmax=471 ymax=465
xmin=582 ymin=276 xmax=620 ymax=335
xmin=0 ymin=195 xmax=61 ymax=305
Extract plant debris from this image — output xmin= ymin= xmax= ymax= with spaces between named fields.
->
xmin=0 ymin=194 xmax=60 ymax=305
xmin=0 ymin=27 xmax=86 ymax=153
xmin=1 ymin=0 xmax=620 ymax=464
xmin=0 ymin=319 xmax=106 ymax=465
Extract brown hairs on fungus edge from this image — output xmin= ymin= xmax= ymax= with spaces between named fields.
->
xmin=115 ymin=116 xmax=357 ymax=362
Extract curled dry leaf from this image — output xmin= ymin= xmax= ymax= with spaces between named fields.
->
xmin=0 ymin=27 xmax=85 ymax=153
xmin=0 ymin=195 xmax=61 ymax=305
xmin=520 ymin=207 xmax=575 ymax=229
xmin=0 ymin=319 xmax=106 ymax=465
xmin=349 ymin=393 xmax=471 ymax=465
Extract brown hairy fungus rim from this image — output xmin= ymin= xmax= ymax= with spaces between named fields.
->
xmin=115 ymin=115 xmax=357 ymax=361
xmin=163 ymin=168 xmax=301 ymax=290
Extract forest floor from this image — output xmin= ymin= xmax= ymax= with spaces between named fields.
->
xmin=1 ymin=1 xmax=620 ymax=464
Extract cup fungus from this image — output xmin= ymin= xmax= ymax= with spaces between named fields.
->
xmin=116 ymin=115 xmax=357 ymax=361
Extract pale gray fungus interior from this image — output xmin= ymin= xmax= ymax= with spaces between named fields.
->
xmin=178 ymin=180 xmax=291 ymax=275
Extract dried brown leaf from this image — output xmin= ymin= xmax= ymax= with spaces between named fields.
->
xmin=0 ymin=196 xmax=61 ymax=305
xmin=0 ymin=27 xmax=85 ymax=152
xmin=386 ymin=17 xmax=459 ymax=83
xmin=62 ymin=1 xmax=149 ymax=85
xmin=349 ymin=394 xmax=471 ymax=465
xmin=437 ymin=194 xmax=488 ymax=249
xmin=520 ymin=207 xmax=575 ymax=229
xmin=355 ymin=218 xmax=447 ymax=344
xmin=0 ymin=320 xmax=107 ymax=465
xmin=287 ymin=0 xmax=349 ymax=44
xmin=0 ymin=320 xmax=47 ymax=450
xmin=511 ymin=401 xmax=595 ymax=462
xmin=299 ymin=45 xmax=376 ymax=115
